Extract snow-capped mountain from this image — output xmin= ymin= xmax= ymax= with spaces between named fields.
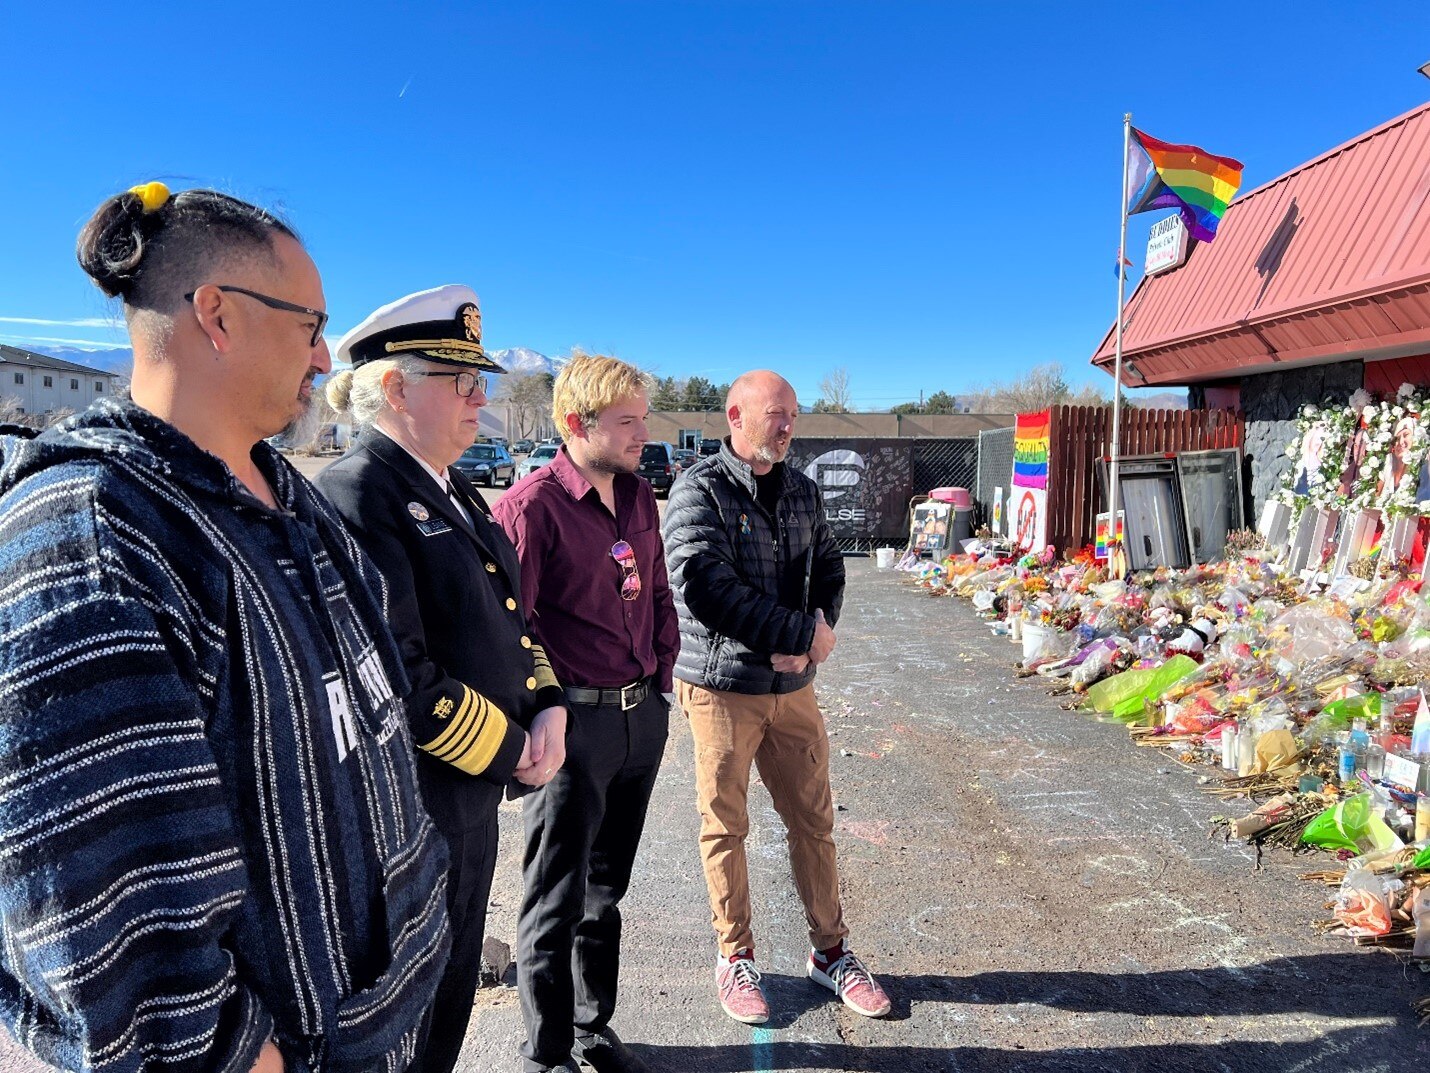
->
xmin=19 ymin=344 xmax=133 ymax=375
xmin=489 ymin=347 xmax=565 ymax=376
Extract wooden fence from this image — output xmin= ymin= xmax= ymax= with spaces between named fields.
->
xmin=1045 ymin=405 xmax=1243 ymax=554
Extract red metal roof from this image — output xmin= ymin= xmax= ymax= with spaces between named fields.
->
xmin=1091 ymin=102 xmax=1430 ymax=386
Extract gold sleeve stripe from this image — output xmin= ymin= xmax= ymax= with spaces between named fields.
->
xmin=427 ymin=687 xmax=507 ymax=773
xmin=424 ymin=686 xmax=478 ymax=756
xmin=420 ymin=685 xmax=511 ymax=775
xmin=530 ymin=645 xmax=560 ymax=691
xmin=451 ymin=697 xmax=509 ymax=775
xmin=430 ymin=688 xmax=494 ymax=762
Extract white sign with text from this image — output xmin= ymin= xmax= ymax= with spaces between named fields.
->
xmin=1146 ymin=214 xmax=1189 ymax=275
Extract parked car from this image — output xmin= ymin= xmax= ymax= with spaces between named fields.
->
xmin=672 ymin=448 xmax=698 ymax=479
xmin=698 ymin=438 xmax=722 ymax=456
xmin=638 ymin=441 xmax=678 ymax=496
xmin=452 ymin=442 xmax=515 ymax=487
xmin=512 ymin=438 xmax=535 ymax=455
xmin=517 ymin=443 xmax=560 ymax=480
xmin=316 ymin=422 xmax=350 ymax=453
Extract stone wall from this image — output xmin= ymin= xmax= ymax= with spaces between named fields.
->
xmin=1241 ymin=360 xmax=1363 ymax=514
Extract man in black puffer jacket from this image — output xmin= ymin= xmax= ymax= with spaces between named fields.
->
xmin=662 ymin=371 xmax=891 ymax=1028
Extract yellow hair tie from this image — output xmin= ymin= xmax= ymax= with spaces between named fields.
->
xmin=127 ymin=181 xmax=170 ymax=214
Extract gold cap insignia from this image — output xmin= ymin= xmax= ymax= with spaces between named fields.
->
xmin=458 ymin=302 xmax=482 ymax=344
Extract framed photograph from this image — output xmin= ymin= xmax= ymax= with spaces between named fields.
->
xmin=910 ymin=501 xmax=951 ymax=554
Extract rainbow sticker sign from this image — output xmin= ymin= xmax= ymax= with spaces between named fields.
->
xmin=1012 ymin=409 xmax=1050 ymax=490
xmin=1095 ymin=511 xmax=1125 ymax=560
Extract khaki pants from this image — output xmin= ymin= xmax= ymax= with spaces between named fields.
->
xmin=677 ymin=680 xmax=849 ymax=957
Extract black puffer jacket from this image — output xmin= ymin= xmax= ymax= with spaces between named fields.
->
xmin=662 ymin=442 xmax=844 ymax=695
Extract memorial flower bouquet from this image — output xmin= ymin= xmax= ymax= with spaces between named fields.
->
xmin=1347 ymin=386 xmax=1430 ymax=516
xmin=1278 ymin=402 xmax=1358 ymax=512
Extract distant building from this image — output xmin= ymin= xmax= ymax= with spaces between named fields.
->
xmin=647 ymin=410 xmax=1015 ymax=449
xmin=479 ymin=400 xmax=556 ymax=443
xmin=0 ymin=345 xmax=122 ymax=419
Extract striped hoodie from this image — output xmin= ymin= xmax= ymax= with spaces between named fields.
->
xmin=0 ymin=400 xmax=450 ymax=1073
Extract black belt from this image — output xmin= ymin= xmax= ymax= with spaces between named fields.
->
xmin=565 ymin=679 xmax=651 ymax=711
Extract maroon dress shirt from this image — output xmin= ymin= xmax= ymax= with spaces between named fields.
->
xmin=493 ymin=446 xmax=679 ymax=692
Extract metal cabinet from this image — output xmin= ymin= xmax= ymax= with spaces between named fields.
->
xmin=1098 ymin=449 xmax=1246 ymax=570
xmin=1098 ymin=455 xmax=1191 ymax=570
xmin=1176 ymin=449 xmax=1245 ymax=564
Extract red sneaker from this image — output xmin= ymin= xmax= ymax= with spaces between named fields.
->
xmin=716 ymin=950 xmax=769 ymax=1024
xmin=808 ymin=944 xmax=891 ymax=1018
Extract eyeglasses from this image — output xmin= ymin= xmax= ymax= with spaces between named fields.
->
xmin=610 ymin=540 xmax=642 ymax=601
xmin=184 ymin=285 xmax=329 ymax=348
xmin=409 ymin=370 xmax=489 ymax=398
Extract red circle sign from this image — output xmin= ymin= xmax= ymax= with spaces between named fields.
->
xmin=1015 ymin=490 xmax=1038 ymax=550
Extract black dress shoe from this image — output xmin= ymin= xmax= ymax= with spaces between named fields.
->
xmin=571 ymin=1028 xmax=651 ymax=1073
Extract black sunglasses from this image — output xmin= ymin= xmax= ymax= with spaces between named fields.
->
xmin=184 ymin=285 xmax=329 ymax=348
xmin=408 ymin=370 xmax=489 ymax=398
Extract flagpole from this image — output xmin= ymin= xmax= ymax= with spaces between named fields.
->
xmin=1110 ymin=113 xmax=1132 ymax=569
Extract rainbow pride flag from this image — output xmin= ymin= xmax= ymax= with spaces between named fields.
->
xmin=1126 ymin=128 xmax=1243 ymax=243
xmin=1012 ymin=409 xmax=1050 ymax=490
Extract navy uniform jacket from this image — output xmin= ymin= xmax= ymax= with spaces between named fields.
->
xmin=316 ymin=431 xmax=565 ymax=832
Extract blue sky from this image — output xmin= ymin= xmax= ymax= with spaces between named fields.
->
xmin=2 ymin=1 xmax=1427 ymax=408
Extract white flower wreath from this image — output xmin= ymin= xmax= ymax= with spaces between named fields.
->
xmin=1277 ymin=403 xmax=1358 ymax=512
xmin=1346 ymin=390 xmax=1430 ymax=516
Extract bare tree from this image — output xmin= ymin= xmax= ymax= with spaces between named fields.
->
xmin=0 ymin=398 xmax=86 ymax=432
xmin=816 ymin=366 xmax=853 ymax=413
xmin=1065 ymin=382 xmax=1109 ymax=407
xmin=499 ymin=371 xmax=555 ymax=441
xmin=42 ymin=407 xmax=76 ymax=429
xmin=961 ymin=362 xmax=1075 ymax=413
xmin=112 ymin=359 xmax=134 ymax=398
xmin=0 ymin=395 xmax=26 ymax=426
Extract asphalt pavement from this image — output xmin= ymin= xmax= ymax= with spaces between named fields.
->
xmin=3 ymin=535 xmax=1428 ymax=1072
xmin=455 ymin=560 xmax=1426 ymax=1072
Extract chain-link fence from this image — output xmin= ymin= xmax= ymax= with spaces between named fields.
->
xmin=975 ymin=427 xmax=1014 ymax=529
xmin=912 ymin=438 xmax=978 ymax=497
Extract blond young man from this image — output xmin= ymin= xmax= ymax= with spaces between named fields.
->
xmin=493 ymin=354 xmax=679 ymax=1073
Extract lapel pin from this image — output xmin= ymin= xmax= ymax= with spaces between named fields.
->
xmin=407 ymin=501 xmax=430 ymax=521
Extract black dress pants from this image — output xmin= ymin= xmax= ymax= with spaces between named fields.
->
xmin=413 ymin=810 xmax=500 ymax=1073
xmin=517 ymin=690 xmax=669 ymax=1071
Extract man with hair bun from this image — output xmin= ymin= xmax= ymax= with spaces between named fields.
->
xmin=0 ymin=185 xmax=450 ymax=1073
xmin=493 ymin=353 xmax=679 ymax=1073
xmin=315 ymin=285 xmax=569 ymax=1073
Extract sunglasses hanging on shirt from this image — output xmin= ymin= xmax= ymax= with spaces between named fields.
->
xmin=610 ymin=540 xmax=642 ymax=601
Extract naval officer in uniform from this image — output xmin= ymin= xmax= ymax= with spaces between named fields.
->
xmin=317 ymin=285 xmax=569 ymax=1073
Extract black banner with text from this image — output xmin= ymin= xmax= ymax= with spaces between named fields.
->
xmin=785 ymin=438 xmax=916 ymax=545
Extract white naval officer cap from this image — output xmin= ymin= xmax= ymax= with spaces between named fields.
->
xmin=335 ymin=284 xmax=505 ymax=373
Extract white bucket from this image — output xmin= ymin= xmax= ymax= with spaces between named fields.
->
xmin=875 ymin=548 xmax=897 ymax=569
xmin=1021 ymin=619 xmax=1052 ymax=663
